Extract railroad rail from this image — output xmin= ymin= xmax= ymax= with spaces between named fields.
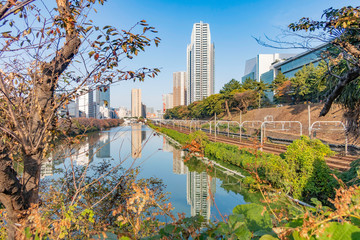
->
xmin=154 ymin=123 xmax=358 ymax=171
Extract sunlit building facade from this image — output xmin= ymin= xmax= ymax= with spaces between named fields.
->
xmin=187 ymin=22 xmax=215 ymax=104
xmin=131 ymin=89 xmax=142 ymax=117
xmin=173 ymin=71 xmax=187 ymax=107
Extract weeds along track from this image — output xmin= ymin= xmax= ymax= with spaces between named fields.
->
xmin=157 ymin=124 xmax=358 ymax=171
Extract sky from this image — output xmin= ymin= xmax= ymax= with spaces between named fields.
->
xmin=91 ymin=0 xmax=357 ymax=110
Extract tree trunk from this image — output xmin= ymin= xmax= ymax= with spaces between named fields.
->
xmin=0 ymin=1 xmax=81 ymax=237
xmin=0 ymin=155 xmax=27 ymax=239
xmin=225 ymin=100 xmax=232 ymax=119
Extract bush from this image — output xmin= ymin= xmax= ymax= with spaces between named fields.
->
xmin=282 ymin=136 xmax=337 ymax=203
xmin=188 ymin=131 xmax=209 ymax=151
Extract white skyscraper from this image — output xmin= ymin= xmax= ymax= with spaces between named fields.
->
xmin=187 ymin=21 xmax=215 ymax=105
xmin=95 ymin=85 xmax=111 ymax=119
xmin=77 ymin=86 xmax=94 ymax=118
xmin=96 ymin=85 xmax=110 ymax=107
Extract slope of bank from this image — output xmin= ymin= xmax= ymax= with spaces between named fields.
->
xmin=225 ymin=103 xmax=357 ymax=146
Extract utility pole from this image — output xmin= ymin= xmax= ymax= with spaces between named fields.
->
xmin=214 ymin=113 xmax=217 ymax=142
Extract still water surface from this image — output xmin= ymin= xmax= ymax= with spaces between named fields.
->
xmin=42 ymin=124 xmax=260 ymax=221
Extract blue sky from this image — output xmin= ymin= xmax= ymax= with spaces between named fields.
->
xmin=92 ymin=0 xmax=356 ymax=110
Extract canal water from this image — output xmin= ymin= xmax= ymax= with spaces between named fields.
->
xmin=42 ymin=124 xmax=261 ymax=221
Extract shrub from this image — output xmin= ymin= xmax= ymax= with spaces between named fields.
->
xmin=283 ymin=136 xmax=337 ymax=203
xmin=187 ymin=131 xmax=209 ymax=151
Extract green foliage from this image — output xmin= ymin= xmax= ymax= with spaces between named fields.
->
xmin=289 ymin=62 xmax=327 ymax=103
xmin=148 ymin=123 xmax=189 ymax=144
xmin=188 ymin=130 xmax=209 ymax=151
xmin=272 ymin=71 xmax=288 ymax=90
xmin=145 ymin=215 xmax=205 ymax=239
xmin=163 ymin=78 xmax=268 ymax=119
xmin=220 ymin=79 xmax=242 ymax=94
xmin=202 ymin=136 xmax=337 ymax=204
xmin=232 ymin=203 xmax=272 ymax=233
xmin=201 ymin=94 xmax=225 ymax=117
xmin=283 ymin=136 xmax=336 ymax=203
xmin=340 ymin=158 xmax=360 ymax=186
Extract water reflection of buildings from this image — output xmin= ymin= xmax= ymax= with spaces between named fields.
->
xmin=131 ymin=124 xmax=143 ymax=158
xmin=96 ymin=132 xmax=111 ymax=159
xmin=173 ymin=148 xmax=188 ymax=175
xmin=41 ymin=157 xmax=53 ymax=179
xmin=169 ymin=142 xmax=216 ymax=220
xmin=74 ymin=141 xmax=94 ymax=166
xmin=187 ymin=172 xmax=216 ymax=221
xmin=163 ymin=136 xmax=174 ymax=152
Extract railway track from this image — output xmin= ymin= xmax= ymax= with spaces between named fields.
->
xmin=157 ymin=124 xmax=358 ymax=171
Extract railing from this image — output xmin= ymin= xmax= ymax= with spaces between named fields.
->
xmin=310 ymin=121 xmax=348 ymax=155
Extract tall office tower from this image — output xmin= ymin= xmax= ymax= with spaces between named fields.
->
xmin=186 ymin=21 xmax=215 ymax=105
xmin=96 ymin=85 xmax=110 ymax=107
xmin=131 ymin=89 xmax=142 ymax=117
xmin=173 ymin=71 xmax=187 ymax=107
xmin=77 ymin=86 xmax=94 ymax=118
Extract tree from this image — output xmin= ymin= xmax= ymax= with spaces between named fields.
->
xmin=241 ymin=77 xmax=257 ymax=90
xmin=0 ymin=0 xmax=160 ymax=237
xmin=220 ymin=79 xmax=242 ymax=118
xmin=271 ymin=71 xmax=288 ymax=90
xmin=272 ymin=71 xmax=290 ymax=104
xmin=275 ymin=80 xmax=292 ymax=104
xmin=233 ymin=90 xmax=257 ymax=113
xmin=290 ymin=64 xmax=314 ymax=103
xmin=201 ymin=94 xmax=224 ymax=117
xmin=289 ymin=62 xmax=328 ymax=103
xmin=253 ymin=80 xmax=270 ymax=108
xmin=219 ymin=79 xmax=242 ymax=94
xmin=261 ymin=6 xmax=360 ymax=136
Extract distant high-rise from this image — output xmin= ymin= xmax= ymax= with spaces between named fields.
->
xmin=141 ymin=103 xmax=146 ymax=118
xmin=77 ymin=86 xmax=94 ymax=118
xmin=96 ymin=85 xmax=110 ymax=107
xmin=95 ymin=85 xmax=111 ymax=119
xmin=173 ymin=72 xmax=187 ymax=107
xmin=131 ymin=89 xmax=141 ymax=117
xmin=187 ymin=21 xmax=215 ymax=105
xmin=162 ymin=93 xmax=173 ymax=113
